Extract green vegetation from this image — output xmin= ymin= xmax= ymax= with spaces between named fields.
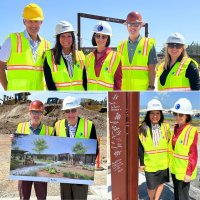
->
xmin=32 ymin=138 xmax=48 ymax=154
xmin=72 ymin=142 xmax=87 ymax=154
xmin=82 ymin=165 xmax=95 ymax=171
xmin=63 ymin=171 xmax=94 ymax=180
xmin=10 ymin=159 xmax=22 ymax=170
xmin=43 ymin=167 xmax=58 ymax=174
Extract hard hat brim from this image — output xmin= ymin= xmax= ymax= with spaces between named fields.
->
xmin=92 ymin=31 xmax=112 ymax=36
xmin=54 ymin=30 xmax=76 ymax=37
xmin=61 ymin=105 xmax=81 ymax=111
xmin=170 ymin=108 xmax=193 ymax=115
xmin=23 ymin=17 xmax=44 ymax=21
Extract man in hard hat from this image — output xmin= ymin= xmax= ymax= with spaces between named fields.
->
xmin=0 ymin=3 xmax=50 ymax=91
xmin=117 ymin=11 xmax=157 ymax=90
xmin=12 ymin=100 xmax=53 ymax=199
xmin=54 ymin=96 xmax=98 ymax=200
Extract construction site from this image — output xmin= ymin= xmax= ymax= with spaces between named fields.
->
xmin=0 ymin=93 xmax=108 ymax=199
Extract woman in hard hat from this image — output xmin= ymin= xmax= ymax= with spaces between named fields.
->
xmin=85 ymin=21 xmax=122 ymax=90
xmin=43 ymin=21 xmax=87 ymax=90
xmin=169 ymin=98 xmax=198 ymax=200
xmin=157 ymin=32 xmax=200 ymax=91
xmin=138 ymin=99 xmax=171 ymax=200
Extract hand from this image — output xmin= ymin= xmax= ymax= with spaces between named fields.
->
xmin=139 ymin=166 xmax=145 ymax=172
xmin=184 ymin=175 xmax=191 ymax=182
xmin=10 ymin=134 xmax=15 ymax=142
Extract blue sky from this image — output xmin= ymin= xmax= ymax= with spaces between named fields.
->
xmin=13 ymin=134 xmax=97 ymax=154
xmin=0 ymin=91 xmax=107 ymax=103
xmin=140 ymin=92 xmax=200 ymax=110
xmin=1 ymin=0 xmax=200 ymax=52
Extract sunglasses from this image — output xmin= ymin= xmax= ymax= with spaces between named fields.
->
xmin=95 ymin=34 xmax=108 ymax=39
xmin=168 ymin=43 xmax=183 ymax=49
xmin=173 ymin=112 xmax=184 ymax=117
xmin=30 ymin=110 xmax=43 ymax=115
xmin=127 ymin=22 xmax=141 ymax=28
xmin=65 ymin=108 xmax=77 ymax=113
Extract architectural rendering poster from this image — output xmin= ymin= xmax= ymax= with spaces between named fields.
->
xmin=10 ymin=134 xmax=97 ymax=185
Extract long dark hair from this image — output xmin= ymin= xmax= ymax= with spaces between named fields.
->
xmin=139 ymin=111 xmax=164 ymax=137
xmin=51 ymin=32 xmax=76 ymax=65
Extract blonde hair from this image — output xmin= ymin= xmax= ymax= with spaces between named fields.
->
xmin=163 ymin=45 xmax=188 ymax=69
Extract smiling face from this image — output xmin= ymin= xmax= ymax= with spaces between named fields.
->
xmin=29 ymin=110 xmax=43 ymax=126
xmin=167 ymin=43 xmax=184 ymax=60
xmin=64 ymin=108 xmax=80 ymax=126
xmin=94 ymin=33 xmax=109 ymax=49
xmin=24 ymin=19 xmax=42 ymax=40
xmin=149 ymin=110 xmax=161 ymax=125
xmin=127 ymin=22 xmax=142 ymax=40
xmin=59 ymin=32 xmax=73 ymax=50
xmin=173 ymin=112 xmax=187 ymax=127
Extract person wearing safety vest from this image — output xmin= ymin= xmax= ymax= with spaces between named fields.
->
xmin=44 ymin=21 xmax=87 ymax=91
xmin=157 ymin=33 xmax=200 ymax=91
xmin=54 ymin=96 xmax=98 ymax=200
xmin=85 ymin=21 xmax=122 ymax=91
xmin=169 ymin=98 xmax=198 ymax=200
xmin=0 ymin=3 xmax=50 ymax=91
xmin=117 ymin=11 xmax=157 ymax=91
xmin=138 ymin=99 xmax=171 ymax=200
xmin=10 ymin=100 xmax=53 ymax=200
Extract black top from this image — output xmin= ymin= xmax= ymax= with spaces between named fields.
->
xmin=159 ymin=55 xmax=200 ymax=90
xmin=138 ymin=138 xmax=145 ymax=166
xmin=43 ymin=55 xmax=87 ymax=90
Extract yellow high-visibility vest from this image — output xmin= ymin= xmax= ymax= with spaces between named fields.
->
xmin=17 ymin=122 xmax=53 ymax=136
xmin=7 ymin=32 xmax=50 ymax=90
xmin=139 ymin=123 xmax=171 ymax=172
xmin=117 ymin=37 xmax=155 ymax=90
xmin=169 ymin=125 xmax=197 ymax=181
xmin=45 ymin=50 xmax=85 ymax=90
xmin=55 ymin=118 xmax=92 ymax=138
xmin=85 ymin=50 xmax=121 ymax=91
xmin=157 ymin=57 xmax=199 ymax=91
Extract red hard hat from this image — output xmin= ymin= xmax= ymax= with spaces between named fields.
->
xmin=126 ymin=11 xmax=143 ymax=23
xmin=29 ymin=100 xmax=44 ymax=111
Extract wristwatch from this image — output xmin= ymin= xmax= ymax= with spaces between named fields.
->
xmin=148 ymin=85 xmax=155 ymax=89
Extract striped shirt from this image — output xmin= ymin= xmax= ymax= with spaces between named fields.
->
xmin=68 ymin=122 xmax=77 ymax=138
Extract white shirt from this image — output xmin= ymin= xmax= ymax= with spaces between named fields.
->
xmin=68 ymin=122 xmax=77 ymax=138
xmin=0 ymin=30 xmax=41 ymax=63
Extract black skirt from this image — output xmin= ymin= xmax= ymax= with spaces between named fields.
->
xmin=145 ymin=168 xmax=170 ymax=190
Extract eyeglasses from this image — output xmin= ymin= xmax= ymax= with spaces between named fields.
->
xmin=65 ymin=108 xmax=77 ymax=113
xmin=95 ymin=34 xmax=108 ymax=39
xmin=30 ymin=110 xmax=43 ymax=115
xmin=173 ymin=112 xmax=184 ymax=117
xmin=168 ymin=43 xmax=183 ymax=49
xmin=127 ymin=22 xmax=141 ymax=28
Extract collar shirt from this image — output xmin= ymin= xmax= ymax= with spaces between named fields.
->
xmin=68 ymin=122 xmax=77 ymax=138
xmin=128 ymin=35 xmax=142 ymax=63
xmin=29 ymin=121 xmax=42 ymax=135
xmin=62 ymin=51 xmax=74 ymax=78
xmin=24 ymin=30 xmax=41 ymax=62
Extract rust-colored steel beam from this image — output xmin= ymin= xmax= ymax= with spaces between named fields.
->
xmin=109 ymin=92 xmax=139 ymax=200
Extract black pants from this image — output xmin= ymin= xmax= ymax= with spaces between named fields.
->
xmin=60 ymin=183 xmax=88 ymax=200
xmin=171 ymin=173 xmax=190 ymax=200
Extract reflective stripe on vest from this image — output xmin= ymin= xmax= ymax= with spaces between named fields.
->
xmin=55 ymin=118 xmax=92 ymax=138
xmin=17 ymin=122 xmax=52 ymax=136
xmin=46 ymin=50 xmax=84 ymax=90
xmin=118 ymin=37 xmax=155 ymax=90
xmin=86 ymin=50 xmax=120 ymax=90
xmin=169 ymin=125 xmax=197 ymax=180
xmin=139 ymin=123 xmax=170 ymax=172
xmin=7 ymin=32 xmax=50 ymax=90
xmin=157 ymin=57 xmax=197 ymax=91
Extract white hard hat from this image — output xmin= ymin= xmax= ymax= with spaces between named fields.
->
xmin=92 ymin=21 xmax=112 ymax=36
xmin=55 ymin=21 xmax=75 ymax=36
xmin=166 ymin=32 xmax=185 ymax=44
xmin=62 ymin=96 xmax=81 ymax=110
xmin=170 ymin=98 xmax=193 ymax=115
xmin=146 ymin=99 xmax=163 ymax=111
